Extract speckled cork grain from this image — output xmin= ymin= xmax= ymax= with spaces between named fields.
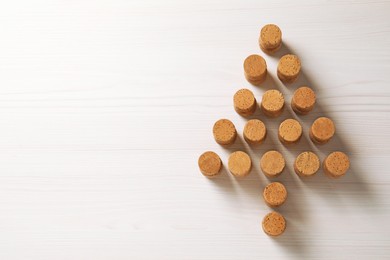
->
xmin=278 ymin=118 xmax=302 ymax=144
xmin=260 ymin=150 xmax=285 ymax=177
xmin=310 ymin=117 xmax=335 ymax=144
xmin=233 ymin=89 xmax=257 ymax=116
xmin=228 ymin=151 xmax=252 ymax=177
xmin=243 ymin=54 xmax=267 ymax=85
xmin=198 ymin=151 xmax=222 ymax=177
xmin=277 ymin=54 xmax=301 ymax=84
xmin=324 ymin=151 xmax=350 ymax=178
xmin=294 ymin=151 xmax=320 ymax=177
xmin=261 ymin=89 xmax=284 ymax=117
xmin=263 ymin=182 xmax=287 ymax=207
xmin=243 ymin=119 xmax=266 ymax=145
xmin=213 ymin=119 xmax=237 ymax=145
xmin=259 ymin=24 xmax=282 ymax=54
xmin=262 ymin=212 xmax=286 ymax=237
xmin=291 ymin=86 xmax=316 ymax=115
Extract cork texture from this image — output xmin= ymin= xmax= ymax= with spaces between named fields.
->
xmin=213 ymin=119 xmax=237 ymax=145
xmin=259 ymin=24 xmax=282 ymax=54
xmin=277 ymin=54 xmax=301 ymax=83
xmin=263 ymin=182 xmax=287 ymax=207
xmin=243 ymin=54 xmax=267 ymax=85
xmin=243 ymin=119 xmax=267 ymax=145
xmin=260 ymin=150 xmax=285 ymax=177
xmin=198 ymin=151 xmax=222 ymax=177
xmin=261 ymin=89 xmax=285 ymax=117
xmin=228 ymin=151 xmax=252 ymax=178
xmin=294 ymin=151 xmax=320 ymax=177
xmin=324 ymin=151 xmax=350 ymax=178
xmin=310 ymin=117 xmax=335 ymax=144
xmin=291 ymin=86 xmax=316 ymax=114
xmin=262 ymin=212 xmax=286 ymax=236
xmin=278 ymin=118 xmax=302 ymax=144
xmin=233 ymin=89 xmax=257 ymax=116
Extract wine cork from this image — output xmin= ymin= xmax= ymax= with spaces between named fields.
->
xmin=262 ymin=212 xmax=286 ymax=236
xmin=291 ymin=86 xmax=316 ymax=115
xmin=323 ymin=151 xmax=350 ymax=178
xmin=243 ymin=119 xmax=267 ymax=145
xmin=228 ymin=151 xmax=252 ymax=178
xmin=263 ymin=182 xmax=287 ymax=207
xmin=233 ymin=89 xmax=257 ymax=116
xmin=260 ymin=150 xmax=285 ymax=177
xmin=261 ymin=89 xmax=284 ymax=117
xmin=198 ymin=151 xmax=222 ymax=177
xmin=278 ymin=119 xmax=302 ymax=144
xmin=259 ymin=24 xmax=282 ymax=54
xmin=294 ymin=151 xmax=320 ymax=177
xmin=213 ymin=119 xmax=237 ymax=145
xmin=243 ymin=54 xmax=267 ymax=85
xmin=310 ymin=117 xmax=335 ymax=144
xmin=277 ymin=54 xmax=301 ymax=84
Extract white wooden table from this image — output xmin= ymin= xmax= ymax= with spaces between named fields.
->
xmin=0 ymin=0 xmax=389 ymax=259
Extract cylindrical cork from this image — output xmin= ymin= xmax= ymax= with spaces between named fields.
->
xmin=263 ymin=182 xmax=287 ymax=207
xmin=310 ymin=117 xmax=335 ymax=144
xmin=323 ymin=151 xmax=350 ymax=178
xmin=260 ymin=150 xmax=285 ymax=177
xmin=278 ymin=119 xmax=302 ymax=144
xmin=213 ymin=119 xmax=237 ymax=145
xmin=233 ymin=89 xmax=257 ymax=116
xmin=228 ymin=151 xmax=252 ymax=178
xmin=243 ymin=54 xmax=267 ymax=85
xmin=243 ymin=119 xmax=267 ymax=145
xmin=261 ymin=89 xmax=285 ymax=117
xmin=291 ymin=86 xmax=316 ymax=115
xmin=259 ymin=24 xmax=282 ymax=54
xmin=294 ymin=151 xmax=320 ymax=177
xmin=198 ymin=151 xmax=222 ymax=177
xmin=277 ymin=54 xmax=301 ymax=84
xmin=262 ymin=212 xmax=286 ymax=236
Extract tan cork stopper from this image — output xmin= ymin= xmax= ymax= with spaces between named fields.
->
xmin=261 ymin=89 xmax=285 ymax=117
xmin=260 ymin=150 xmax=285 ymax=177
xmin=263 ymin=182 xmax=287 ymax=207
xmin=278 ymin=119 xmax=302 ymax=144
xmin=233 ymin=89 xmax=257 ymax=116
xmin=198 ymin=151 xmax=222 ymax=177
xmin=243 ymin=119 xmax=267 ymax=145
xmin=262 ymin=211 xmax=286 ymax=236
xmin=259 ymin=24 xmax=282 ymax=54
xmin=310 ymin=117 xmax=335 ymax=144
xmin=294 ymin=151 xmax=320 ymax=177
xmin=291 ymin=86 xmax=316 ymax=115
xmin=228 ymin=151 xmax=252 ymax=178
xmin=243 ymin=54 xmax=267 ymax=85
xmin=213 ymin=119 xmax=237 ymax=145
xmin=323 ymin=151 xmax=350 ymax=178
xmin=277 ymin=54 xmax=301 ymax=84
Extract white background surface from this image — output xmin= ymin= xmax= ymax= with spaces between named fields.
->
xmin=0 ymin=0 xmax=389 ymax=259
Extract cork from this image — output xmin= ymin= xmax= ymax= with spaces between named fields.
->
xmin=259 ymin=24 xmax=282 ymax=54
xmin=228 ymin=151 xmax=252 ymax=178
xmin=277 ymin=54 xmax=301 ymax=84
xmin=294 ymin=151 xmax=320 ymax=177
xmin=243 ymin=119 xmax=267 ymax=145
xmin=213 ymin=119 xmax=237 ymax=145
xmin=278 ymin=119 xmax=302 ymax=144
xmin=198 ymin=151 xmax=222 ymax=177
xmin=260 ymin=150 xmax=285 ymax=177
xmin=243 ymin=54 xmax=267 ymax=85
xmin=310 ymin=117 xmax=335 ymax=144
xmin=291 ymin=86 xmax=316 ymax=115
xmin=233 ymin=89 xmax=257 ymax=116
xmin=263 ymin=182 xmax=287 ymax=207
xmin=261 ymin=89 xmax=285 ymax=117
xmin=323 ymin=151 xmax=350 ymax=178
xmin=262 ymin=211 xmax=286 ymax=236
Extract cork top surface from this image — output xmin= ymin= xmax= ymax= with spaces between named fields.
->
xmin=279 ymin=119 xmax=302 ymax=143
xmin=244 ymin=54 xmax=267 ymax=79
xmin=228 ymin=151 xmax=252 ymax=177
xmin=263 ymin=182 xmax=287 ymax=207
xmin=198 ymin=151 xmax=222 ymax=177
xmin=213 ymin=119 xmax=236 ymax=145
xmin=243 ymin=119 xmax=266 ymax=144
xmin=261 ymin=89 xmax=284 ymax=112
xmin=294 ymin=151 xmax=320 ymax=176
xmin=311 ymin=117 xmax=335 ymax=142
xmin=234 ymin=89 xmax=256 ymax=112
xmin=262 ymin=211 xmax=286 ymax=236
xmin=324 ymin=151 xmax=350 ymax=177
xmin=277 ymin=54 xmax=301 ymax=77
xmin=260 ymin=150 xmax=285 ymax=177
xmin=292 ymin=86 xmax=316 ymax=111
xmin=260 ymin=24 xmax=282 ymax=50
